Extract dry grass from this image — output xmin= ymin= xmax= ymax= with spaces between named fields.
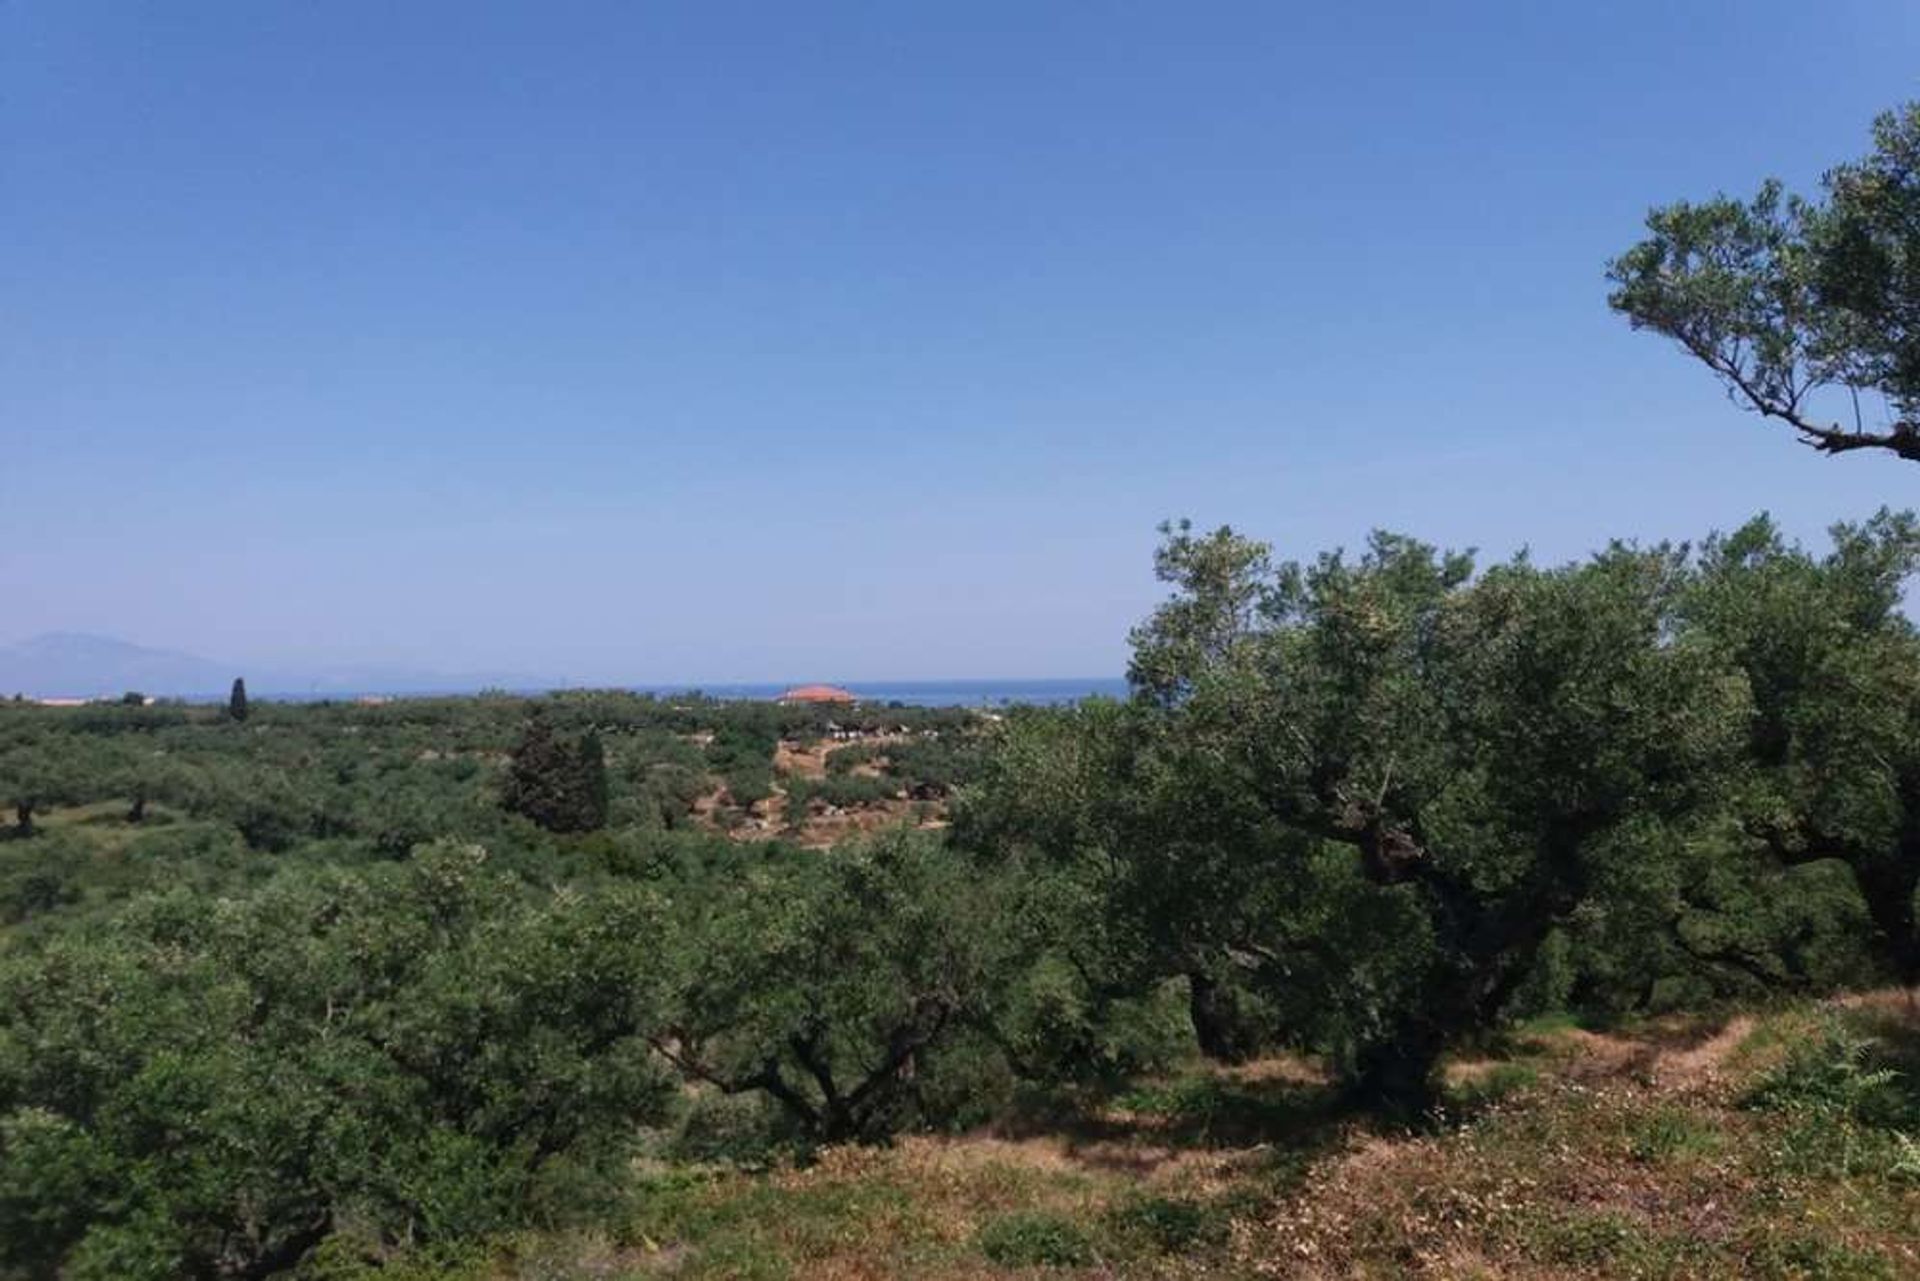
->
xmin=692 ymin=736 xmax=943 ymax=849
xmin=1232 ymin=1001 xmax=1920 ymax=1279
xmin=367 ymin=997 xmax=1920 ymax=1280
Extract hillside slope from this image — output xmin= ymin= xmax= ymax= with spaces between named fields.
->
xmin=420 ymin=994 xmax=1920 ymax=1280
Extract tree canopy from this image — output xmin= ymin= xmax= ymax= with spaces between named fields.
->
xmin=962 ymin=516 xmax=1919 ymax=1116
xmin=1609 ymin=103 xmax=1920 ymax=461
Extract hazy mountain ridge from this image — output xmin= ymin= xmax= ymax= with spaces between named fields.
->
xmin=0 ymin=633 xmax=550 ymax=699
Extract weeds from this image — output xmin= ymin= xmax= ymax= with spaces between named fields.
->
xmin=1744 ymin=1014 xmax=1903 ymax=1124
xmin=1104 ymin=1194 xmax=1231 ymax=1252
xmin=1626 ymin=1103 xmax=1723 ymax=1163
xmin=975 ymin=1212 xmax=1096 ymax=1267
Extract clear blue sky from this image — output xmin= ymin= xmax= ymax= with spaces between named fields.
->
xmin=6 ymin=2 xmax=1918 ymax=683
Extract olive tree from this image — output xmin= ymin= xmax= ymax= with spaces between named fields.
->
xmin=1609 ymin=103 xmax=1920 ymax=461
xmin=0 ymin=843 xmax=676 ymax=1278
xmin=972 ymin=524 xmax=1749 ymax=1118
xmin=0 ymin=741 xmax=88 ymax=836
xmin=652 ymin=830 xmax=1005 ymax=1143
xmin=1680 ymin=510 xmax=1920 ymax=987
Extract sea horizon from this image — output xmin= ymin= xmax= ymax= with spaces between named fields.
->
xmin=626 ymin=676 xmax=1131 ymax=708
xmin=144 ymin=676 xmax=1131 ymax=709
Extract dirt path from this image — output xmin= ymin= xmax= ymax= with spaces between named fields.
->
xmin=1448 ymin=1013 xmax=1760 ymax=1095
xmin=773 ymin=734 xmax=909 ymax=781
xmin=1655 ymin=1015 xmax=1755 ymax=1090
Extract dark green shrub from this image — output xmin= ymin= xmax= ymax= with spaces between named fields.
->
xmin=976 ymin=1211 xmax=1096 ymax=1267
xmin=1105 ymin=1195 xmax=1222 ymax=1252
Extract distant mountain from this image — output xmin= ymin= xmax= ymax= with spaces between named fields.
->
xmin=0 ymin=633 xmax=550 ymax=700
xmin=0 ymin=633 xmax=238 ymax=698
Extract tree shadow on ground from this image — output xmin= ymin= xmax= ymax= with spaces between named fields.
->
xmin=994 ymin=1066 xmax=1353 ymax=1180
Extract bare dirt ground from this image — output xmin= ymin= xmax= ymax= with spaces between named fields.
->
xmin=771 ymin=739 xmax=832 ymax=780
xmin=696 ymin=735 xmax=938 ymax=848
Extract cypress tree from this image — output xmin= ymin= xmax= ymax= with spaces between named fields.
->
xmin=502 ymin=711 xmax=607 ymax=833
xmin=575 ymin=731 xmax=610 ymax=832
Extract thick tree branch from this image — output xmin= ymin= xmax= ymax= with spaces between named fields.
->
xmin=650 ymin=1034 xmax=823 ymax=1129
xmin=1680 ymin=332 xmax=1920 ymax=460
xmin=788 ymin=1027 xmax=842 ymax=1116
xmin=844 ymin=998 xmax=952 ymax=1118
xmin=1671 ymin=924 xmax=1788 ymax=989
xmin=1750 ymin=813 xmax=1863 ymax=869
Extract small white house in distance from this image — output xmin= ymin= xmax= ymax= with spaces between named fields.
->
xmin=32 ymin=695 xmax=157 ymax=707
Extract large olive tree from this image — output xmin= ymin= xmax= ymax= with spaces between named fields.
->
xmin=972 ymin=524 xmax=1750 ymax=1118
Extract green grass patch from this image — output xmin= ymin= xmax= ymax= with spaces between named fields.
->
xmin=1626 ymin=1103 xmax=1724 ymax=1164
xmin=1103 ymin=1193 xmax=1232 ymax=1254
xmin=1447 ymin=1061 xmax=1542 ymax=1111
xmin=1513 ymin=1010 xmax=1588 ymax=1037
xmin=975 ymin=1211 xmax=1097 ymax=1267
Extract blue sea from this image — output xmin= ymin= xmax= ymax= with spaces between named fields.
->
xmin=241 ymin=678 xmax=1130 ymax=708
xmin=626 ymin=677 xmax=1130 ymax=709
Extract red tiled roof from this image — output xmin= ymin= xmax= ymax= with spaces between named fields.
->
xmin=779 ymin=684 xmax=858 ymax=704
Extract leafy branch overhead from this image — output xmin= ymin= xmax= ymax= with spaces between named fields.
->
xmin=1609 ymin=104 xmax=1920 ymax=461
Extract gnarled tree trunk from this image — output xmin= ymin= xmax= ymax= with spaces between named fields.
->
xmin=1858 ymin=854 xmax=1920 ymax=989
xmin=1186 ymin=969 xmax=1262 ymax=1064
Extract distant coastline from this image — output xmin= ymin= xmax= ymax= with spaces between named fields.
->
xmin=633 ymin=677 xmax=1130 ymax=708
xmin=2 ymin=633 xmax=1130 ymax=707
xmin=82 ymin=677 xmax=1131 ymax=709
